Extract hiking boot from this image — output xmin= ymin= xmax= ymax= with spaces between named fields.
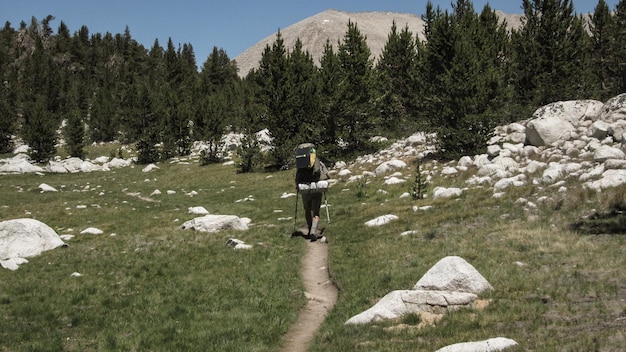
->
xmin=310 ymin=235 xmax=318 ymax=242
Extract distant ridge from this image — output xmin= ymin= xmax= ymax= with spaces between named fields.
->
xmin=233 ymin=8 xmax=524 ymax=78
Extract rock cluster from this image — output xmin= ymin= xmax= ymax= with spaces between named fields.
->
xmin=335 ymin=94 xmax=626 ymax=202
xmin=0 ymin=155 xmax=133 ymax=174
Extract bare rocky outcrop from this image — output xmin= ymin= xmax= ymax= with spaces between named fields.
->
xmin=335 ymin=93 xmax=626 ymax=199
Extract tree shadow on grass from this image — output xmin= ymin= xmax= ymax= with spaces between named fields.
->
xmin=571 ymin=210 xmax=626 ymax=235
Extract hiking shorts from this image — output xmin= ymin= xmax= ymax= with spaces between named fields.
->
xmin=301 ymin=192 xmax=322 ymax=217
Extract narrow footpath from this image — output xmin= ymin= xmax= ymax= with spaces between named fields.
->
xmin=280 ymin=239 xmax=338 ymax=352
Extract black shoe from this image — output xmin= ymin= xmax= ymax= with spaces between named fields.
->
xmin=310 ymin=235 xmax=318 ymax=242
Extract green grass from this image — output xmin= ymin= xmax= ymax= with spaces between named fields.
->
xmin=1 ymin=153 xmax=626 ymax=351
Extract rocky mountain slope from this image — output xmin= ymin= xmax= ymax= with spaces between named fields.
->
xmin=233 ymin=8 xmax=523 ymax=77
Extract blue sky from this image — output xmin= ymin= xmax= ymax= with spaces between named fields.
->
xmin=1 ymin=0 xmax=620 ymax=66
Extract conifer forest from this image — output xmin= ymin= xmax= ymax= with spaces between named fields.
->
xmin=1 ymin=0 xmax=625 ymax=168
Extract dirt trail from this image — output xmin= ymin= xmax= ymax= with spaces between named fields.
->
xmin=280 ymin=239 xmax=338 ymax=352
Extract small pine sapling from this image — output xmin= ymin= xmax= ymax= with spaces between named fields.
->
xmin=410 ymin=159 xmax=429 ymax=200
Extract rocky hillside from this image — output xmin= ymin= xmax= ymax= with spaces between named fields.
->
xmin=233 ymin=8 xmax=523 ymax=77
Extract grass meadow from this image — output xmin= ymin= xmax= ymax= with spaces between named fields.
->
xmin=1 ymin=146 xmax=625 ymax=351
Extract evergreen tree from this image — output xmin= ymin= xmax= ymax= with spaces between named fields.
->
xmin=234 ymin=76 xmax=265 ymax=172
xmin=115 ymin=26 xmax=149 ymax=144
xmin=23 ymin=96 xmax=56 ymax=162
xmin=614 ymin=0 xmax=626 ymax=93
xmin=318 ymin=39 xmax=342 ymax=160
xmin=336 ymin=20 xmax=377 ymax=157
xmin=255 ymin=31 xmax=291 ymax=167
xmin=590 ymin=0 xmax=615 ymax=98
xmin=0 ymin=22 xmax=17 ymax=153
xmin=62 ymin=80 xmax=85 ymax=158
xmin=0 ymin=80 xmax=15 ymax=153
xmin=284 ymin=39 xmax=322 ymax=155
xmin=20 ymin=33 xmax=59 ymax=161
xmin=195 ymin=46 xmax=240 ymax=163
xmin=196 ymin=93 xmax=228 ymax=164
xmin=199 ymin=46 xmax=238 ymax=93
xmin=511 ymin=0 xmax=593 ymax=107
xmin=416 ymin=1 xmax=511 ymax=159
xmin=90 ymin=84 xmax=117 ymax=142
xmin=376 ymin=21 xmax=418 ymax=137
xmin=69 ymin=25 xmax=93 ymax=115
xmin=135 ymin=85 xmax=161 ymax=164
xmin=172 ymin=43 xmax=196 ymax=156
xmin=64 ymin=107 xmax=85 ymax=158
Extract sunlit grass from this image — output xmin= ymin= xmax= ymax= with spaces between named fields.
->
xmin=0 ymin=160 xmax=306 ymax=352
xmin=1 ymin=155 xmax=625 ymax=351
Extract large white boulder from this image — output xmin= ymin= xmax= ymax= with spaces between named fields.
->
xmin=0 ymin=218 xmax=66 ymax=269
xmin=532 ymin=100 xmax=603 ymax=125
xmin=526 ymin=116 xmax=575 ymax=147
xmin=345 ymin=256 xmax=492 ymax=325
xmin=586 ymin=120 xmax=611 ymax=139
xmin=374 ymin=159 xmax=407 ymax=175
xmin=106 ymin=157 xmax=132 ymax=168
xmin=593 ymin=145 xmax=625 ymax=162
xmin=413 ymin=256 xmax=493 ymax=294
xmin=433 ymin=187 xmax=463 ymax=199
xmin=345 ymin=289 xmax=478 ymax=325
xmin=181 ymin=214 xmax=250 ymax=233
xmin=364 ymin=214 xmax=399 ymax=227
xmin=584 ymin=169 xmax=626 ymax=191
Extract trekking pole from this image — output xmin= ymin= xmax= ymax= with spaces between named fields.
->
xmin=324 ymin=192 xmax=330 ymax=224
xmin=292 ymin=189 xmax=300 ymax=236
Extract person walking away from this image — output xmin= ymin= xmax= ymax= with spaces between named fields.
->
xmin=295 ymin=144 xmax=329 ymax=241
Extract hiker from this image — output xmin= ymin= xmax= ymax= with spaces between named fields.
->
xmin=295 ymin=144 xmax=329 ymax=241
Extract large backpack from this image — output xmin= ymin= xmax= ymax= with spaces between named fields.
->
xmin=295 ymin=143 xmax=321 ymax=184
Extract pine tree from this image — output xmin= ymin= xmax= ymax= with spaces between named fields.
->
xmin=135 ymin=85 xmax=161 ymax=164
xmin=64 ymin=107 xmax=85 ymax=158
xmin=90 ymin=84 xmax=117 ymax=142
xmin=255 ymin=31 xmax=290 ymax=167
xmin=318 ymin=39 xmax=342 ymax=160
xmin=376 ymin=21 xmax=417 ymax=137
xmin=284 ymin=39 xmax=321 ymax=154
xmin=23 ymin=96 xmax=56 ymax=163
xmin=0 ymin=80 xmax=15 ymax=153
xmin=20 ymin=34 xmax=59 ymax=162
xmin=234 ymin=76 xmax=264 ymax=172
xmin=195 ymin=46 xmax=240 ymax=163
xmin=171 ymin=43 xmax=196 ymax=156
xmin=511 ymin=0 xmax=593 ymax=107
xmin=614 ymin=0 xmax=626 ymax=93
xmin=336 ymin=20 xmax=377 ymax=158
xmin=416 ymin=1 xmax=511 ymax=159
xmin=590 ymin=0 xmax=615 ymax=98
xmin=0 ymin=22 xmax=17 ymax=153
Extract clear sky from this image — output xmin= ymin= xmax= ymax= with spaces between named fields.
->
xmin=0 ymin=0 xmax=620 ymax=66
